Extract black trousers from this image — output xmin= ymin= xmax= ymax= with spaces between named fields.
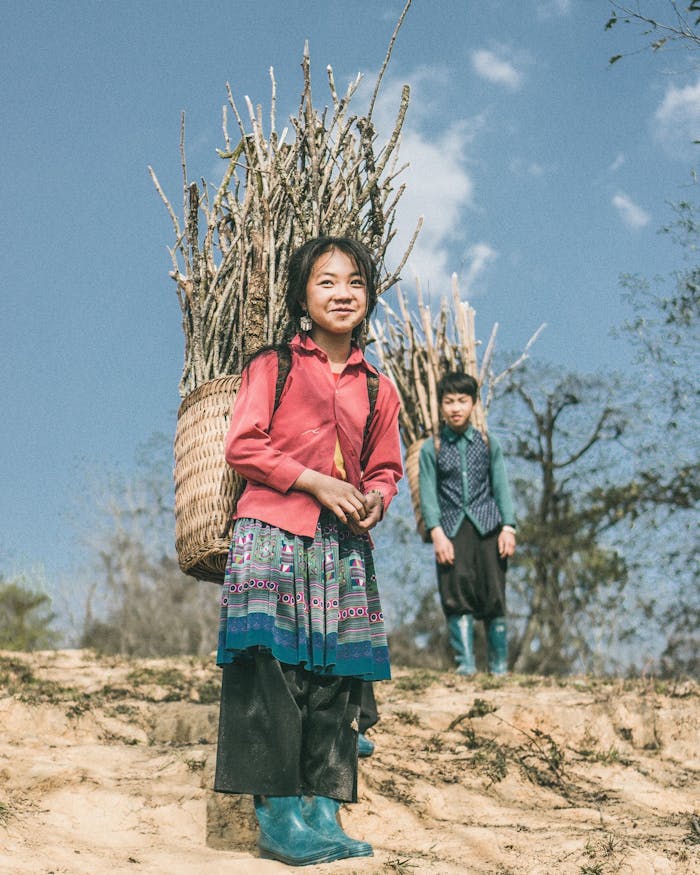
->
xmin=436 ymin=518 xmax=507 ymax=620
xmin=214 ymin=651 xmax=363 ymax=802
xmin=358 ymin=682 xmax=378 ymax=734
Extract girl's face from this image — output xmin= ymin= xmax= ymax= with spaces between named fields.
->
xmin=304 ymin=248 xmax=367 ymax=344
xmin=440 ymin=392 xmax=475 ymax=433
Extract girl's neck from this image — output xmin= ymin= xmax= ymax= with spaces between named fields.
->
xmin=310 ymin=329 xmax=353 ymax=372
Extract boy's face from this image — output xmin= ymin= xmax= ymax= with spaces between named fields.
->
xmin=440 ymin=392 xmax=475 ymax=433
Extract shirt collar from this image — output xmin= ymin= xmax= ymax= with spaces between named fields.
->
xmin=441 ymin=423 xmax=475 ymax=443
xmin=290 ymin=333 xmax=378 ymax=375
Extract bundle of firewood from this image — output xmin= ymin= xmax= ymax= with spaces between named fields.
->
xmin=371 ymin=275 xmax=544 ymax=539
xmin=372 ymin=274 xmax=544 ymax=445
xmin=150 ymin=4 xmax=419 ymax=397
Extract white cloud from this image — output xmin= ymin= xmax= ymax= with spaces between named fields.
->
xmin=461 ymin=243 xmax=498 ymax=296
xmin=653 ymin=77 xmax=700 ymax=159
xmin=509 ymin=157 xmax=546 ymax=177
xmin=368 ymin=70 xmax=485 ymax=295
xmin=536 ymin=0 xmax=572 ymax=18
xmin=470 ymin=48 xmax=523 ymax=91
xmin=612 ymin=192 xmax=651 ymax=229
xmin=608 ymin=153 xmax=626 ymax=173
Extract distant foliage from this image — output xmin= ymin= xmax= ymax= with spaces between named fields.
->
xmin=79 ymin=436 xmax=219 ymax=658
xmin=0 ymin=574 xmax=59 ymax=651
xmin=618 ymin=201 xmax=699 ymax=679
xmin=498 ymin=363 xmax=633 ymax=675
xmin=499 ymin=355 xmax=698 ymax=678
xmin=606 ymin=1 xmax=700 ymax=64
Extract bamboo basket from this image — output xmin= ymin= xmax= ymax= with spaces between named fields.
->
xmin=174 ymin=375 xmax=243 ymax=583
xmin=404 ymin=438 xmax=430 ymax=543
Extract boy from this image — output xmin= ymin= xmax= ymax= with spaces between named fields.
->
xmin=419 ymin=372 xmax=516 ymax=675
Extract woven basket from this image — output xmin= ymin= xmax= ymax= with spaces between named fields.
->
xmin=404 ymin=438 xmax=431 ymax=543
xmin=174 ymin=375 xmax=243 ymax=583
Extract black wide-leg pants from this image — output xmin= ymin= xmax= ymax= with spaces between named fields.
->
xmin=437 ymin=518 xmax=507 ymax=620
xmin=214 ymin=650 xmax=363 ymax=802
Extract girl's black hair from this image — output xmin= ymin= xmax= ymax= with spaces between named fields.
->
xmin=243 ymin=236 xmax=378 ymax=371
xmin=286 ymin=236 xmax=378 ymax=338
xmin=437 ymin=371 xmax=479 ymax=402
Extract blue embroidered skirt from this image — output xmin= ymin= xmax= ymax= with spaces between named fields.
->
xmin=216 ymin=513 xmax=391 ymax=681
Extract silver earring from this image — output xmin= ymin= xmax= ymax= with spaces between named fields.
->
xmin=300 ymin=313 xmax=313 ymax=332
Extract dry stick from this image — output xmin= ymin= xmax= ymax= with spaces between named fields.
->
xmin=179 ymin=113 xmax=189 ymax=228
xmin=148 ymin=167 xmax=183 ymax=241
xmin=399 ymin=290 xmax=431 ymax=439
xmin=367 ymin=0 xmax=413 ymax=121
xmin=345 ymin=86 xmax=410 ymax=229
xmin=418 ymin=280 xmax=441 ymax=440
xmin=244 ymin=94 xmax=277 ymax=345
xmin=382 ymin=217 xmax=423 ymax=296
xmin=479 ymin=322 xmax=498 ymax=386
xmin=485 ymin=322 xmax=547 ymax=412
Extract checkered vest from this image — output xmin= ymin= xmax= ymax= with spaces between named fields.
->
xmin=436 ymin=430 xmax=503 ymax=536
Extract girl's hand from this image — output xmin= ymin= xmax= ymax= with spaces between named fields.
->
xmin=293 ymin=469 xmax=369 ymax=524
xmin=346 ymin=491 xmax=383 ymax=535
xmin=431 ymin=526 xmax=454 ymax=566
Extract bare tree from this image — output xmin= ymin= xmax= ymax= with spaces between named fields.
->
xmin=80 ymin=436 xmax=219 ymax=658
xmin=500 ymin=365 xmax=632 ymax=674
xmin=606 ymin=1 xmax=700 ymax=64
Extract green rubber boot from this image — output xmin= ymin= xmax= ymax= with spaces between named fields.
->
xmin=254 ymin=795 xmax=349 ymax=865
xmin=486 ymin=617 xmax=508 ymax=675
xmin=447 ymin=614 xmax=476 ymax=675
xmin=301 ymin=796 xmax=373 ymax=858
xmin=358 ymin=733 xmax=375 ymax=757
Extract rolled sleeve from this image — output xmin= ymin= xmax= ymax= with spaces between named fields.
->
xmin=418 ymin=438 xmax=442 ymax=531
xmin=489 ymin=435 xmax=516 ymax=528
xmin=360 ymin=376 xmax=403 ymax=513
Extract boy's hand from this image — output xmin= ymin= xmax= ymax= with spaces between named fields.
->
xmin=430 ymin=526 xmax=454 ymax=566
xmin=498 ymin=528 xmax=516 ymax=558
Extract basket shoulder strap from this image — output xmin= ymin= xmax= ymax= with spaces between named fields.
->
xmin=273 ymin=345 xmax=293 ymax=411
xmin=367 ymin=373 xmax=379 ymax=417
xmin=363 ymin=373 xmax=380 ymax=440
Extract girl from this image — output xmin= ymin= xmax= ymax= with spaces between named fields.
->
xmin=214 ymin=236 xmax=402 ymax=866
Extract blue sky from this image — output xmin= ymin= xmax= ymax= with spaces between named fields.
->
xmin=1 ymin=1 xmax=697 ymax=600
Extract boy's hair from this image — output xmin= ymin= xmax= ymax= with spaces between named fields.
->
xmin=286 ymin=236 xmax=378 ymax=338
xmin=437 ymin=371 xmax=479 ymax=402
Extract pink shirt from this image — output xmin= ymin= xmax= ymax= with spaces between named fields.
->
xmin=225 ymin=333 xmax=403 ymax=537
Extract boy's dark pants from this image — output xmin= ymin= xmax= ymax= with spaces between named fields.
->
xmin=214 ymin=650 xmax=363 ymax=802
xmin=359 ymin=682 xmax=378 ymax=734
xmin=437 ymin=517 xmax=507 ymax=620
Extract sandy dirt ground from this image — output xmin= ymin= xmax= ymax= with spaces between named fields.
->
xmin=0 ymin=649 xmax=698 ymax=875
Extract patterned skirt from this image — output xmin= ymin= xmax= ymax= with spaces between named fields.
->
xmin=216 ymin=513 xmax=391 ymax=681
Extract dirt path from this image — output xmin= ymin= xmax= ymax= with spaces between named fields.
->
xmin=0 ymin=650 xmax=697 ymax=874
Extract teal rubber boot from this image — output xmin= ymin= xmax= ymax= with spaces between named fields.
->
xmin=358 ymin=733 xmax=375 ymax=757
xmin=301 ymin=796 xmax=373 ymax=858
xmin=447 ymin=614 xmax=476 ymax=675
xmin=486 ymin=617 xmax=508 ymax=675
xmin=254 ymin=795 xmax=349 ymax=865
